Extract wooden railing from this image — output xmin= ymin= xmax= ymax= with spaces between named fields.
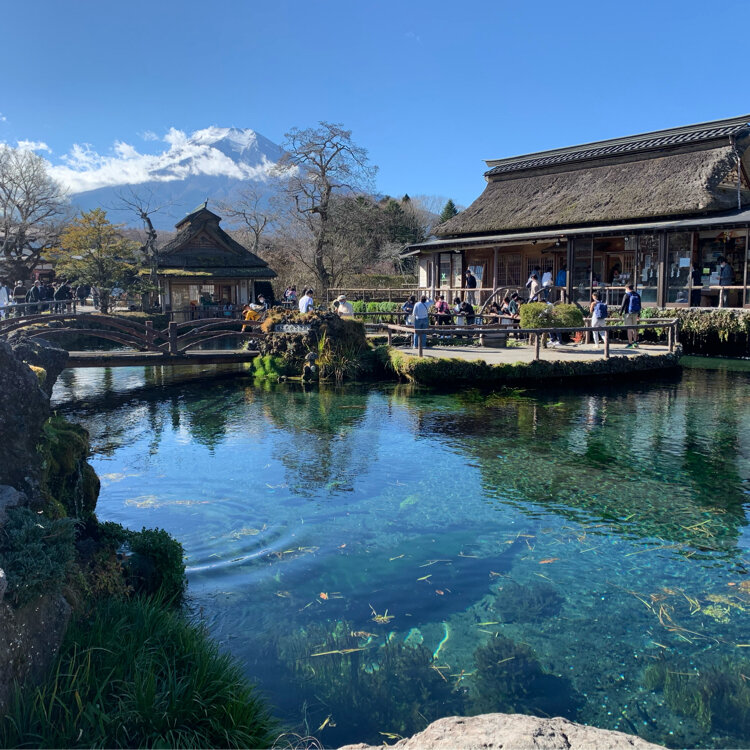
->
xmin=0 ymin=313 xmax=266 ymax=355
xmin=384 ymin=318 xmax=680 ymax=359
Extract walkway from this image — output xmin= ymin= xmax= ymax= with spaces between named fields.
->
xmin=398 ymin=341 xmax=671 ymax=364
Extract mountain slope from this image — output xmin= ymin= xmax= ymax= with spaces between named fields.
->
xmin=66 ymin=127 xmax=284 ymax=230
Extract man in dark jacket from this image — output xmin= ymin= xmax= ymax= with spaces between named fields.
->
xmin=25 ymin=280 xmax=44 ymax=313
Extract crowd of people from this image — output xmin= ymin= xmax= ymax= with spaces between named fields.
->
xmin=0 ymin=278 xmax=96 ymax=318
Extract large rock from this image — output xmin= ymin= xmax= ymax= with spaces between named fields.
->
xmin=8 ymin=334 xmax=69 ymax=397
xmin=0 ymin=340 xmax=49 ymax=493
xmin=0 ymin=593 xmax=72 ymax=713
xmin=339 ymin=714 xmax=664 ymax=750
xmin=0 ymin=485 xmax=27 ymax=525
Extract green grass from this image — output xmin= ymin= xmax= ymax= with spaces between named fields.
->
xmin=0 ymin=596 xmax=276 ymax=749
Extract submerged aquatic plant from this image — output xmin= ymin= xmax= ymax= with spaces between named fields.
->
xmin=275 ymin=621 xmax=463 ymax=746
xmin=644 ymin=657 xmax=750 ymax=736
xmin=470 ymin=635 xmax=582 ymax=719
xmin=494 ymin=580 xmax=564 ymax=622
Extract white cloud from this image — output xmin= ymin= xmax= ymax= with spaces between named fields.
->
xmin=17 ymin=139 xmax=51 ymax=152
xmin=140 ymin=130 xmax=158 ymax=141
xmin=47 ymin=127 xmax=279 ymax=194
xmin=0 ymin=113 xmax=7 ymax=122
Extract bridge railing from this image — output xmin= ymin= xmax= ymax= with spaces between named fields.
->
xmin=0 ymin=300 xmax=80 ymax=318
xmin=0 ymin=313 xmax=267 ymax=355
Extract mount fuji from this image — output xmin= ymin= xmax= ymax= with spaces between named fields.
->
xmin=58 ymin=127 xmax=285 ymax=230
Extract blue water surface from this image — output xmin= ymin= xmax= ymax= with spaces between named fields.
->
xmin=53 ymin=362 xmax=750 ymax=748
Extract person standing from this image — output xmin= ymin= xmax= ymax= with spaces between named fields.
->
xmin=298 ymin=288 xmax=314 ymax=313
xmin=402 ymin=295 xmax=416 ymax=325
xmin=433 ymin=295 xmax=451 ymax=327
xmin=718 ymin=257 xmax=733 ymax=307
xmin=589 ymin=292 xmax=608 ymax=347
xmin=465 ymin=269 xmax=477 ymax=305
xmin=620 ymin=283 xmax=641 ymax=348
xmin=76 ymin=282 xmax=88 ymax=306
xmin=335 ymin=294 xmax=353 ymax=318
xmin=412 ymin=295 xmax=434 ymax=349
xmin=0 ymin=279 xmax=10 ymax=319
xmin=25 ymin=280 xmax=44 ymax=313
xmin=528 ymin=273 xmax=542 ymax=302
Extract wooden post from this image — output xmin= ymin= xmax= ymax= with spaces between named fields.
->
xmin=534 ymin=333 xmax=540 ymax=361
xmin=145 ymin=320 xmax=154 ymax=349
xmin=387 ymin=327 xmax=392 ymax=346
xmin=604 ymin=332 xmax=610 ymax=359
xmin=418 ymin=331 xmax=423 ymax=357
xmin=168 ymin=321 xmax=178 ymax=354
xmin=674 ymin=319 xmax=680 ymax=344
xmin=668 ymin=323 xmax=674 ymax=352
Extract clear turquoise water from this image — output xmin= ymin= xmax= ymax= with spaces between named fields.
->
xmin=53 ymin=363 xmax=750 ymax=748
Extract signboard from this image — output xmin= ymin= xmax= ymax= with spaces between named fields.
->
xmin=272 ymin=323 xmax=312 ymax=334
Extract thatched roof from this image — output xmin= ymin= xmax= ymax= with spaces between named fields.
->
xmin=158 ymin=203 xmax=276 ymax=278
xmin=436 ymin=116 xmax=750 ymax=238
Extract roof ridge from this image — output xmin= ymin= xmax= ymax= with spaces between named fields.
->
xmin=485 ymin=114 xmax=750 ymax=174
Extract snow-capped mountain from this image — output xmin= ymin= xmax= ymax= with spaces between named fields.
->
xmin=61 ymin=127 xmax=285 ymax=230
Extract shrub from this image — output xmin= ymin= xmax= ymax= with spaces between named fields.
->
xmin=0 ymin=596 xmax=276 ymax=748
xmin=495 ymin=580 xmax=564 ymax=622
xmin=520 ymin=303 xmax=584 ymax=330
xmin=0 ymin=507 xmax=75 ymax=607
xmin=94 ymin=522 xmax=185 ymax=602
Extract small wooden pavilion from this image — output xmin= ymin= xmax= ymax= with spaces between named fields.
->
xmin=405 ymin=115 xmax=750 ymax=309
xmin=157 ymin=203 xmax=276 ymax=318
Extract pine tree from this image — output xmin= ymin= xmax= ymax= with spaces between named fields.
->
xmin=439 ymin=199 xmax=458 ymax=223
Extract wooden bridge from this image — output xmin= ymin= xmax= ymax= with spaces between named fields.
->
xmin=0 ymin=313 xmax=264 ymax=368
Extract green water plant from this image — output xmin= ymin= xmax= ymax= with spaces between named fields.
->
xmin=494 ymin=580 xmax=564 ymax=622
xmin=0 ymin=595 xmax=275 ymax=749
xmin=277 ymin=621 xmax=462 ymax=746
xmin=0 ymin=507 xmax=75 ymax=607
xmin=644 ymin=657 xmax=750 ymax=736
xmin=470 ymin=635 xmax=582 ymax=719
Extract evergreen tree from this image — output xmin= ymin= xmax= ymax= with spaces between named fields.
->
xmin=439 ymin=199 xmax=459 ymax=223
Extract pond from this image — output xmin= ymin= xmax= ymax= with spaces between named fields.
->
xmin=53 ymin=360 xmax=750 ymax=749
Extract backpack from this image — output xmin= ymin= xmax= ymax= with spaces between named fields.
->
xmin=628 ymin=292 xmax=641 ymax=314
xmin=593 ymin=301 xmax=607 ymax=319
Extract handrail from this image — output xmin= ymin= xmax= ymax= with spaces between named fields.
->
xmin=385 ymin=318 xmax=680 ymax=359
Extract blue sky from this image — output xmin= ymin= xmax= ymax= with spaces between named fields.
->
xmin=3 ymin=0 xmax=749 ymax=207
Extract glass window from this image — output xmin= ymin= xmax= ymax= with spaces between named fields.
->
xmin=666 ymin=232 xmax=692 ymax=304
xmin=571 ymin=239 xmax=593 ymax=304
xmin=452 ymin=254 xmax=463 ymax=289
xmin=439 ymin=253 xmax=451 ymax=288
xmin=637 ymin=235 xmax=660 ymax=305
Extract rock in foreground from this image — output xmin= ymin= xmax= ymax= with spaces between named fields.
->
xmin=339 ymin=714 xmax=663 ymax=750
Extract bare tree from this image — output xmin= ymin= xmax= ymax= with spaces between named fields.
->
xmin=273 ymin=122 xmax=377 ymax=291
xmin=0 ymin=146 xmax=69 ymax=281
xmin=112 ymin=188 xmax=172 ymax=308
xmin=218 ymin=186 xmax=278 ymax=255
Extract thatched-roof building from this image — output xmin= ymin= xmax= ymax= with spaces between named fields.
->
xmin=157 ymin=203 xmax=276 ymax=317
xmin=406 ymin=115 xmax=750 ymax=309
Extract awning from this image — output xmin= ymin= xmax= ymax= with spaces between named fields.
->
xmin=402 ymin=207 xmax=750 ymax=256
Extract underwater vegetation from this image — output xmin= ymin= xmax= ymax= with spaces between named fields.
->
xmin=494 ymin=580 xmax=564 ymax=622
xmin=644 ymin=657 xmax=750 ymax=737
xmin=470 ymin=635 xmax=582 ymax=719
xmin=276 ymin=621 xmax=463 ymax=746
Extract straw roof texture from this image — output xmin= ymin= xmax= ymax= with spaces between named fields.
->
xmin=436 ymin=142 xmax=749 ymax=238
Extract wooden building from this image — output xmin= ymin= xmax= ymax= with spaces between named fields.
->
xmin=157 ymin=203 xmax=276 ymax=318
xmin=406 ymin=115 xmax=750 ymax=309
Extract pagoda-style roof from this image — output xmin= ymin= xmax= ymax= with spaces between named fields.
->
xmin=157 ymin=202 xmax=276 ymax=277
xmin=436 ymin=115 xmax=750 ymax=238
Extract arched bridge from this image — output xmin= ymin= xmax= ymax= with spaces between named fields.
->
xmin=0 ymin=313 xmax=265 ymax=367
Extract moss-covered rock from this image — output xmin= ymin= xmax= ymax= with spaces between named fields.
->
xmin=38 ymin=417 xmax=100 ymax=521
